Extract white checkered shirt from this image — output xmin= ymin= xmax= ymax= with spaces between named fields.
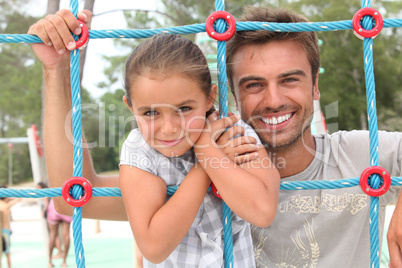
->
xmin=120 ymin=120 xmax=259 ymax=267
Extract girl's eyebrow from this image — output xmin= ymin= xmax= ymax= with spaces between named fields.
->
xmin=136 ymin=100 xmax=197 ymax=112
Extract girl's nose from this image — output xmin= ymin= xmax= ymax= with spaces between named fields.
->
xmin=161 ymin=116 xmax=179 ymax=135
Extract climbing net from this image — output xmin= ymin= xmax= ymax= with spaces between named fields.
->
xmin=2 ymin=0 xmax=402 ymax=267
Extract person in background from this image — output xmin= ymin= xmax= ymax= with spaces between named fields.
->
xmin=36 ymin=182 xmax=63 ymax=260
xmin=46 ymin=198 xmax=72 ymax=267
xmin=0 ymin=185 xmax=20 ymax=268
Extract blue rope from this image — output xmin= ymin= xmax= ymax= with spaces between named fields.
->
xmin=358 ymin=1 xmax=381 ymax=267
xmin=68 ymin=1 xmax=86 ymax=267
xmin=3 ymin=19 xmax=402 ymax=44
xmin=0 ymin=1 xmax=401 ymax=267
xmin=214 ymin=0 xmax=234 ymax=267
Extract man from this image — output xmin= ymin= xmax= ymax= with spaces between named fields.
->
xmin=28 ymin=5 xmax=402 ymax=267
xmin=226 ymin=6 xmax=402 ymax=268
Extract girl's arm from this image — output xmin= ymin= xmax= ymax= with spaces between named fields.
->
xmin=120 ymin=163 xmax=210 ymax=264
xmin=194 ymin=114 xmax=280 ymax=228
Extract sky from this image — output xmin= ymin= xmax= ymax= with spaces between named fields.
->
xmin=27 ymin=0 xmax=157 ymax=99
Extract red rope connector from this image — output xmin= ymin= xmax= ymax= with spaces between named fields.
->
xmin=75 ymin=20 xmax=89 ymax=49
xmin=352 ymin=7 xmax=383 ymax=39
xmin=360 ymin=166 xmax=391 ymax=197
xmin=211 ymin=182 xmax=222 ymax=199
xmin=62 ymin=177 xmax=93 ymax=207
xmin=205 ymin=11 xmax=236 ymax=41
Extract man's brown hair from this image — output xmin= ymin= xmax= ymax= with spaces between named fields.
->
xmin=226 ymin=6 xmax=320 ymax=93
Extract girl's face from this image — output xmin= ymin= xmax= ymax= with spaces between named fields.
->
xmin=124 ymin=73 xmax=216 ymax=157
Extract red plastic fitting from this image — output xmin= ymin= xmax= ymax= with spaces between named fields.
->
xmin=360 ymin=166 xmax=391 ymax=197
xmin=62 ymin=177 xmax=93 ymax=207
xmin=75 ymin=20 xmax=89 ymax=49
xmin=352 ymin=7 xmax=383 ymax=39
xmin=205 ymin=11 xmax=236 ymax=41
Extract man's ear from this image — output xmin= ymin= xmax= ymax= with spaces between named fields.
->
xmin=123 ymin=96 xmax=135 ymax=114
xmin=313 ymin=71 xmax=320 ymax=100
xmin=207 ymin=84 xmax=218 ymax=110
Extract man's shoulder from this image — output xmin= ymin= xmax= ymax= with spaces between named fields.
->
xmin=314 ymin=129 xmax=402 ymax=143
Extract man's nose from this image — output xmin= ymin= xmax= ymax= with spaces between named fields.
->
xmin=262 ymin=85 xmax=285 ymax=110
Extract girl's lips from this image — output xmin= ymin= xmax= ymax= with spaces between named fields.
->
xmin=159 ymin=138 xmax=184 ymax=147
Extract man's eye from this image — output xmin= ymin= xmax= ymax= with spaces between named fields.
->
xmin=283 ymin=77 xmax=297 ymax=83
xmin=246 ymin=82 xmax=261 ymax=88
xmin=144 ymin=111 xmax=158 ymax=116
xmin=177 ymin=106 xmax=191 ymax=113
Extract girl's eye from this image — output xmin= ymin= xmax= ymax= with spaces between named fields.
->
xmin=177 ymin=106 xmax=191 ymax=113
xmin=144 ymin=110 xmax=158 ymax=116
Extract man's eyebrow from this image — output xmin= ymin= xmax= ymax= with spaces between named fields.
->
xmin=136 ymin=100 xmax=197 ymax=112
xmin=278 ymin=70 xmax=307 ymax=79
xmin=238 ymin=76 xmax=265 ymax=86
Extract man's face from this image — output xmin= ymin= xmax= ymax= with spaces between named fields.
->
xmin=231 ymin=40 xmax=320 ymax=150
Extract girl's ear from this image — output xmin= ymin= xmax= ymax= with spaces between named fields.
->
xmin=123 ymin=96 xmax=135 ymax=114
xmin=207 ymin=84 xmax=218 ymax=110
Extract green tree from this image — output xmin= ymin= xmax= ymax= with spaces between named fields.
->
xmin=287 ymin=0 xmax=402 ymax=131
xmin=0 ymin=0 xmax=43 ymax=184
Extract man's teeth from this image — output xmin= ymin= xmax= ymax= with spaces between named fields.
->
xmin=262 ymin=114 xmax=292 ymax=125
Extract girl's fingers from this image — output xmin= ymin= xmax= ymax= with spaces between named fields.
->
xmin=224 ymin=143 xmax=260 ymax=157
xmin=216 ymin=126 xmax=245 ymax=146
xmin=210 ymin=114 xmax=241 ymax=139
xmin=234 ymin=152 xmax=259 ymax=165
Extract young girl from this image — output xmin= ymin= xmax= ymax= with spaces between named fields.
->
xmin=119 ymin=33 xmax=280 ymax=267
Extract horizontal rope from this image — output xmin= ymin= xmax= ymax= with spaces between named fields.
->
xmin=0 ymin=176 xmax=400 ymax=199
xmin=2 ymin=18 xmax=402 ymax=44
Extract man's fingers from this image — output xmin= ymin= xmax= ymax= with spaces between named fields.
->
xmin=28 ymin=20 xmax=52 ymax=46
xmin=387 ymin=230 xmax=402 ymax=268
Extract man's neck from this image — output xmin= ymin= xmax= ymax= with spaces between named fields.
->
xmin=266 ymin=133 xmax=317 ymax=178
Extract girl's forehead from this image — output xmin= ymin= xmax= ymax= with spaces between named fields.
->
xmin=130 ymin=73 xmax=207 ymax=106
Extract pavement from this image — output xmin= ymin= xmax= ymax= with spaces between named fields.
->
xmin=3 ymin=196 xmax=136 ymax=268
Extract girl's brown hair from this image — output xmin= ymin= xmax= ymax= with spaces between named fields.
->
xmin=124 ymin=34 xmax=214 ymax=115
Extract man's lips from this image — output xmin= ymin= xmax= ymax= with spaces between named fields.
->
xmin=159 ymin=138 xmax=184 ymax=147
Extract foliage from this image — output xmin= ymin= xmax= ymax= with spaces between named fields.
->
xmin=0 ymin=0 xmax=43 ymax=184
xmin=287 ymin=0 xmax=402 ymax=131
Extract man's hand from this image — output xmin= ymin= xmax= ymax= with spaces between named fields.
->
xmin=28 ymin=9 xmax=92 ymax=70
xmin=388 ymin=202 xmax=402 ymax=268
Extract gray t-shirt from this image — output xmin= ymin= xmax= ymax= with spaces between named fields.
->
xmin=120 ymin=120 xmax=260 ymax=267
xmin=252 ymin=130 xmax=402 ymax=267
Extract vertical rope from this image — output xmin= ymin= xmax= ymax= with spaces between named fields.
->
xmin=361 ymin=0 xmax=380 ymax=267
xmin=215 ymin=0 xmax=234 ymax=267
xmin=69 ymin=0 xmax=86 ymax=267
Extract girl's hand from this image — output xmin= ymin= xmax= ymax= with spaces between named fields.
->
xmin=28 ymin=9 xmax=92 ymax=70
xmin=200 ymin=111 xmax=260 ymax=164
xmin=194 ymin=112 xmax=240 ymax=151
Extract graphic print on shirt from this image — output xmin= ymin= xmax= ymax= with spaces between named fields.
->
xmin=253 ymin=192 xmax=368 ymax=267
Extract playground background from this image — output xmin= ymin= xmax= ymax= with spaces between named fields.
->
xmin=3 ymin=182 xmax=137 ymax=268
xmin=0 ymin=180 xmax=394 ymax=268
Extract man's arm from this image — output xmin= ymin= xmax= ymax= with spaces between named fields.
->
xmin=30 ymin=10 xmax=127 ymax=221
